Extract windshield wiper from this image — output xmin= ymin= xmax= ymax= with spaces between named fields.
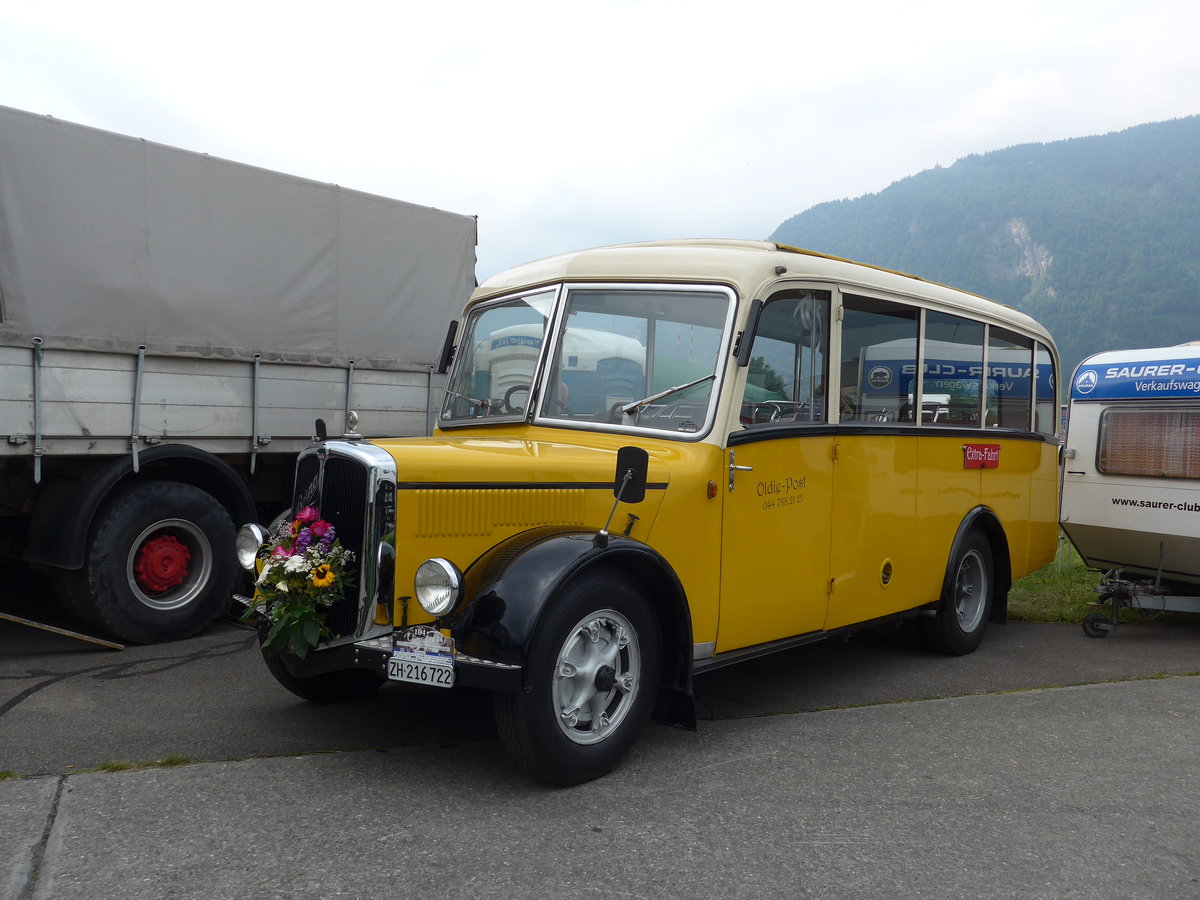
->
xmin=621 ymin=374 xmax=716 ymax=416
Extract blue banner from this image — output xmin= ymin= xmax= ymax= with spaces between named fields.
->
xmin=862 ymin=359 xmax=1052 ymax=396
xmin=1072 ymin=358 xmax=1200 ymax=401
xmin=490 ymin=335 xmax=542 ymax=350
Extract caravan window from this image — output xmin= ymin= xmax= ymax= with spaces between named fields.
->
xmin=1098 ymin=408 xmax=1200 ymax=479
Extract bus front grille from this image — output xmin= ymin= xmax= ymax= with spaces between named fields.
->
xmin=293 ymin=451 xmax=371 ymax=639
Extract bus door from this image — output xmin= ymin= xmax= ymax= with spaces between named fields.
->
xmin=718 ymin=289 xmax=834 ymax=652
xmin=826 ymin=295 xmax=921 ymax=629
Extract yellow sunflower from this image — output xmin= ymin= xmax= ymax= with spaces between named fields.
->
xmin=310 ymin=564 xmax=335 ymax=587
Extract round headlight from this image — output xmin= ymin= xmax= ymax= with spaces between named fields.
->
xmin=236 ymin=523 xmax=268 ymax=571
xmin=414 ymin=558 xmax=463 ymax=616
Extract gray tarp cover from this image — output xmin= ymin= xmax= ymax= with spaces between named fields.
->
xmin=0 ymin=105 xmax=476 ymax=368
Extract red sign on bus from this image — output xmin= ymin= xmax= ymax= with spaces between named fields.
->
xmin=963 ymin=443 xmax=1000 ymax=469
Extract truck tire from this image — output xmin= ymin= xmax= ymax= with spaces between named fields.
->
xmin=494 ymin=569 xmax=661 ymax=786
xmin=53 ymin=480 xmax=237 ymax=643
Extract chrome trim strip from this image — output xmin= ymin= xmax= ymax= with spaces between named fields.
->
xmin=455 ymin=653 xmax=522 ymax=671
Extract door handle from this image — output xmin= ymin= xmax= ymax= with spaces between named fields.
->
xmin=729 ymin=450 xmax=753 ymax=491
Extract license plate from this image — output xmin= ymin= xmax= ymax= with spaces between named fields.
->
xmin=388 ymin=626 xmax=455 ymax=688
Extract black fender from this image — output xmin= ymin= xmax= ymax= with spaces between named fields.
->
xmin=449 ymin=528 xmax=697 ymax=729
xmin=942 ymin=506 xmax=1012 ymax=624
xmin=23 ymin=445 xmax=257 ymax=570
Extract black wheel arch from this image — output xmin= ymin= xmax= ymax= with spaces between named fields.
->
xmin=449 ymin=528 xmax=696 ymax=729
xmin=944 ymin=506 xmax=1011 ymax=624
xmin=23 ymin=445 xmax=256 ymax=570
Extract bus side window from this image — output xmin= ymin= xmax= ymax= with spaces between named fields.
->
xmin=739 ymin=290 xmax=829 ymax=427
xmin=1033 ymin=341 xmax=1058 ymax=436
xmin=989 ymin=327 xmax=1033 ymax=429
xmin=923 ymin=310 xmax=984 ymax=426
xmin=840 ymin=295 xmax=919 ymax=424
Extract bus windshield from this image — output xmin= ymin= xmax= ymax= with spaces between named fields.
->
xmin=440 ymin=285 xmax=734 ymax=435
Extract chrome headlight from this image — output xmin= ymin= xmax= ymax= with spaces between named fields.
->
xmin=414 ymin=558 xmax=463 ymax=616
xmin=236 ymin=524 xmax=268 ymax=571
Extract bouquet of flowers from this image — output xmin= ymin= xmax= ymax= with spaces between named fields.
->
xmin=243 ymin=506 xmax=355 ymax=659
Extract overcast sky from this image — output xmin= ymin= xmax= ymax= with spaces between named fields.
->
xmin=3 ymin=0 xmax=1198 ymax=282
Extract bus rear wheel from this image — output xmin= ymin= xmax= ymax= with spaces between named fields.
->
xmin=923 ymin=529 xmax=994 ymax=656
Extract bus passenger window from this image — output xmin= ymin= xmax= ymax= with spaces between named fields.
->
xmin=1033 ymin=341 xmax=1057 ymax=436
xmin=738 ymin=290 xmax=829 ymax=427
xmin=988 ymin=328 xmax=1033 ymax=429
xmin=923 ymin=311 xmax=985 ymax=426
xmin=840 ymin=295 xmax=919 ymax=424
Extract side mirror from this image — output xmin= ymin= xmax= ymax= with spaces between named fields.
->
xmin=437 ymin=320 xmax=459 ymax=374
xmin=596 ymin=446 xmax=648 ymax=548
xmin=735 ymin=299 xmax=764 ymax=367
xmin=614 ymin=445 xmax=648 ymax=504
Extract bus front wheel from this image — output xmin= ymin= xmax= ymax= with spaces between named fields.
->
xmin=494 ymin=570 xmax=661 ymax=786
xmin=923 ymin=530 xmax=994 ymax=656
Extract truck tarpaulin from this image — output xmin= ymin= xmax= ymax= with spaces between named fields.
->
xmin=0 ymin=104 xmax=476 ymax=370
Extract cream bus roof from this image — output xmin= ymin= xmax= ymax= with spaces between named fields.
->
xmin=473 ymin=239 xmax=1052 ymax=342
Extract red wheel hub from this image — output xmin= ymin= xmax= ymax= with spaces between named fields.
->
xmin=133 ymin=534 xmax=191 ymax=593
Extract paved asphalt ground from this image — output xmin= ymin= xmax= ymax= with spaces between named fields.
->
xmin=2 ymin=589 xmax=1197 ymax=898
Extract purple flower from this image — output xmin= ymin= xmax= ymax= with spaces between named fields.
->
xmin=293 ymin=529 xmax=312 ymax=553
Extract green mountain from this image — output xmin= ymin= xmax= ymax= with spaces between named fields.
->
xmin=769 ymin=116 xmax=1200 ymax=377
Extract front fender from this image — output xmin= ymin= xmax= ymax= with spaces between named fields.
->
xmin=448 ymin=528 xmax=696 ymax=728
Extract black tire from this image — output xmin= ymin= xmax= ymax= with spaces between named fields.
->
xmin=494 ymin=569 xmax=661 ymax=786
xmin=52 ymin=481 xmax=237 ymax=644
xmin=922 ymin=529 xmax=995 ymax=656
xmin=262 ymin=652 xmax=386 ymax=703
xmin=1082 ymin=612 xmax=1111 ymax=638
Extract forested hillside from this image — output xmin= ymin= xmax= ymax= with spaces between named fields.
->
xmin=769 ymin=116 xmax=1200 ymax=376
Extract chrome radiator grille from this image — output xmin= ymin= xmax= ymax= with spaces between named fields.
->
xmin=293 ymin=447 xmax=376 ymax=639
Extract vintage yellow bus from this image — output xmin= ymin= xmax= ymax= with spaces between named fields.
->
xmin=238 ymin=239 xmax=1061 ymax=784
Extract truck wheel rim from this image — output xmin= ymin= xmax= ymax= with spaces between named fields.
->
xmin=126 ymin=519 xmax=213 ymax=611
xmin=954 ymin=548 xmax=987 ymax=633
xmin=552 ymin=609 xmax=640 ymax=746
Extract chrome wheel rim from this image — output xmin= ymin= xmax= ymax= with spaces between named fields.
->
xmin=552 ymin=608 xmax=640 ymax=746
xmin=954 ymin=548 xmax=987 ymax=633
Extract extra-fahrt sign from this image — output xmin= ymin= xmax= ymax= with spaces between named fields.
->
xmin=963 ymin=443 xmax=1000 ymax=469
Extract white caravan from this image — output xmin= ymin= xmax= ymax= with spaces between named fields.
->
xmin=1060 ymin=342 xmax=1200 ymax=635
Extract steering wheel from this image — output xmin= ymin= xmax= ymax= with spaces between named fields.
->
xmin=503 ymin=384 xmax=530 ymax=414
xmin=504 ymin=383 xmax=571 ymax=416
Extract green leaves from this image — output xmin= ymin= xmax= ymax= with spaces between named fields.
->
xmin=254 ymin=598 xmax=332 ymax=660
